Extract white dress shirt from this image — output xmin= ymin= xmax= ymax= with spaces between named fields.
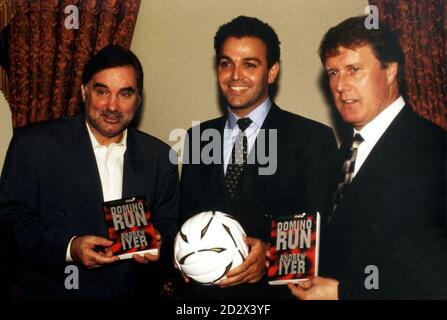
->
xmin=352 ymin=96 xmax=405 ymax=177
xmin=87 ymin=124 xmax=127 ymax=202
xmin=66 ymin=123 xmax=127 ymax=262
xmin=223 ymin=97 xmax=271 ymax=174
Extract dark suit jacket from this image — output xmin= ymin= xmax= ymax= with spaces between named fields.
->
xmin=0 ymin=113 xmax=179 ymax=300
xmin=180 ymin=104 xmax=337 ymax=299
xmin=323 ymin=106 xmax=447 ymax=299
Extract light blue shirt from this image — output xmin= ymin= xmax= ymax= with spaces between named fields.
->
xmin=223 ymin=97 xmax=271 ymax=174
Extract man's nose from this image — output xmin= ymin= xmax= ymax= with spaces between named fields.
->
xmin=107 ymin=95 xmax=119 ymax=111
xmin=336 ymin=73 xmax=349 ymax=93
xmin=231 ymin=65 xmax=241 ymax=81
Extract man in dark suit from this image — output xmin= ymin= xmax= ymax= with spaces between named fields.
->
xmin=0 ymin=46 xmax=179 ymax=299
xmin=180 ymin=16 xmax=337 ymax=299
xmin=289 ymin=16 xmax=447 ymax=300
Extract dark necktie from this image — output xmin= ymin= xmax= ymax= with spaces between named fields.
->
xmin=332 ymin=133 xmax=364 ymax=212
xmin=225 ymin=118 xmax=252 ymax=197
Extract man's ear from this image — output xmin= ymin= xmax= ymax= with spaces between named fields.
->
xmin=268 ymin=62 xmax=280 ymax=84
xmin=81 ymin=85 xmax=87 ymax=102
xmin=386 ymin=62 xmax=398 ymax=85
xmin=137 ymin=94 xmax=142 ymax=109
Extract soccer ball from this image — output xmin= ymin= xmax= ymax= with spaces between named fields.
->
xmin=174 ymin=211 xmax=249 ymax=285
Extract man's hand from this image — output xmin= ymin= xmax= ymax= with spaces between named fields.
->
xmin=132 ymin=231 xmax=162 ymax=264
xmin=219 ymin=236 xmax=269 ymax=287
xmin=71 ymin=235 xmax=119 ymax=269
xmin=288 ymin=276 xmax=339 ymax=300
xmin=173 ymin=258 xmax=190 ymax=283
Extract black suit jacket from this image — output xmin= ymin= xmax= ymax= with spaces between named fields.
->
xmin=0 ymin=114 xmax=179 ymax=300
xmin=323 ymin=106 xmax=447 ymax=299
xmin=180 ymin=104 xmax=337 ymax=299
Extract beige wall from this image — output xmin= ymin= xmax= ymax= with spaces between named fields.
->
xmin=0 ymin=93 xmax=12 ymax=171
xmin=131 ymin=0 xmax=368 ymax=145
xmin=0 ymin=0 xmax=369 ymax=170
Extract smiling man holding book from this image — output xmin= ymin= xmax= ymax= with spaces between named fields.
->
xmin=0 ymin=45 xmax=179 ymax=300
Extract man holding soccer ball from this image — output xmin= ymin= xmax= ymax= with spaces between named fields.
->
xmin=179 ymin=16 xmax=337 ymax=299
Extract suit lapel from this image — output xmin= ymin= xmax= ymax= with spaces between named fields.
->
xmin=207 ymin=116 xmax=227 ymax=191
xmin=350 ymin=106 xmax=411 ymax=186
xmin=217 ymin=117 xmax=227 ymax=180
xmin=59 ymin=114 xmax=105 ymax=234
xmin=240 ymin=105 xmax=280 ymax=196
xmin=122 ymin=129 xmax=145 ymax=199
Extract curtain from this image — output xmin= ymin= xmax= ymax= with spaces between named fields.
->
xmin=7 ymin=0 xmax=141 ymax=128
xmin=369 ymin=0 xmax=447 ymax=130
xmin=0 ymin=0 xmax=13 ymax=101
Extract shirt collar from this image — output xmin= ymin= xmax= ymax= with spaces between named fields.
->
xmin=86 ymin=122 xmax=127 ymax=149
xmin=354 ymin=96 xmax=405 ymax=143
xmin=227 ymin=97 xmax=272 ymax=130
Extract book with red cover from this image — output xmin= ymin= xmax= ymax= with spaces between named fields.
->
xmin=103 ymin=195 xmax=158 ymax=260
xmin=268 ymin=212 xmax=320 ymax=285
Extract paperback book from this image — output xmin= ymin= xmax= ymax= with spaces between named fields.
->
xmin=268 ymin=212 xmax=320 ymax=285
xmin=103 ymin=195 xmax=158 ymax=260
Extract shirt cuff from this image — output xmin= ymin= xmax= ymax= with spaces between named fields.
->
xmin=65 ymin=236 xmax=77 ymax=262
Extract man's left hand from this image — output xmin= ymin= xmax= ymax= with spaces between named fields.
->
xmin=132 ymin=230 xmax=162 ymax=264
xmin=219 ymin=236 xmax=268 ymax=287
xmin=288 ymin=276 xmax=339 ymax=300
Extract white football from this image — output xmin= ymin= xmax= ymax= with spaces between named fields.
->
xmin=174 ymin=211 xmax=249 ymax=285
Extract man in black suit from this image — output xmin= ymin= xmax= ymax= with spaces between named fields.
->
xmin=289 ymin=16 xmax=447 ymax=300
xmin=0 ymin=46 xmax=179 ymax=299
xmin=180 ymin=16 xmax=337 ymax=299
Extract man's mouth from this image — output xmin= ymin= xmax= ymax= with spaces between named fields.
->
xmin=340 ymin=98 xmax=357 ymax=104
xmin=102 ymin=114 xmax=121 ymax=123
xmin=229 ymin=85 xmax=249 ymax=93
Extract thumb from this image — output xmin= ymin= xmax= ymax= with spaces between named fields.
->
xmin=288 ymin=283 xmax=307 ymax=300
xmin=244 ymin=236 xmax=257 ymax=246
xmin=154 ymin=229 xmax=161 ymax=239
xmin=298 ymin=279 xmax=313 ymax=290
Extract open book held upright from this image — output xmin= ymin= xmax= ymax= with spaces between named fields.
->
xmin=268 ymin=212 xmax=320 ymax=285
xmin=103 ymin=195 xmax=158 ymax=260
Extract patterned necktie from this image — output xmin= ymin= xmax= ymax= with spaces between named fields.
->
xmin=332 ymin=133 xmax=364 ymax=212
xmin=225 ymin=118 xmax=252 ymax=197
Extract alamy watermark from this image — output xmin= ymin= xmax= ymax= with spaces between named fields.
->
xmin=64 ymin=265 xmax=79 ymax=290
xmin=364 ymin=5 xmax=379 ymax=30
xmin=364 ymin=265 xmax=379 ymax=290
xmin=64 ymin=5 xmax=79 ymax=30
xmin=169 ymin=122 xmax=278 ymax=176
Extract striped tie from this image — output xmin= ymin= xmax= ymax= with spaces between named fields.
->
xmin=332 ymin=133 xmax=364 ymax=212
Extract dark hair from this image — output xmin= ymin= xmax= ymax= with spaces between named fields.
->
xmin=319 ymin=15 xmax=406 ymax=95
xmin=214 ymin=15 xmax=280 ymax=68
xmin=82 ymin=45 xmax=143 ymax=95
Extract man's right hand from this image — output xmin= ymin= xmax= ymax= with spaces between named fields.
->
xmin=70 ymin=235 xmax=119 ymax=269
xmin=173 ymin=258 xmax=190 ymax=283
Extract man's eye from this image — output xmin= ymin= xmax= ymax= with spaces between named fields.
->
xmin=96 ymin=89 xmax=108 ymax=95
xmin=220 ymin=61 xmax=231 ymax=68
xmin=120 ymin=91 xmax=133 ymax=97
xmin=327 ymin=70 xmax=337 ymax=77
xmin=245 ymin=62 xmax=257 ymax=68
xmin=351 ymin=66 xmax=360 ymax=72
